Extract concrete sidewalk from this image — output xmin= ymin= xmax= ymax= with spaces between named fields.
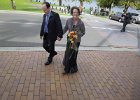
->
xmin=0 ymin=50 xmax=140 ymax=100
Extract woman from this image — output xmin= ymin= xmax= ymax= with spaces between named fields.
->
xmin=63 ymin=6 xmax=85 ymax=75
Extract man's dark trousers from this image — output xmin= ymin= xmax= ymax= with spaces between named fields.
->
xmin=43 ymin=33 xmax=56 ymax=59
xmin=121 ymin=22 xmax=128 ymax=32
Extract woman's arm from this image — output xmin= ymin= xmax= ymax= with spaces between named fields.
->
xmin=63 ymin=19 xmax=69 ymax=34
xmin=80 ymin=21 xmax=85 ymax=37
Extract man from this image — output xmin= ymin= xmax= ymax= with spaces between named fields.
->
xmin=90 ymin=7 xmax=93 ymax=15
xmin=121 ymin=11 xmax=132 ymax=32
xmin=40 ymin=2 xmax=63 ymax=65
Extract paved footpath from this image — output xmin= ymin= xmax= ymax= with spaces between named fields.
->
xmin=0 ymin=50 xmax=140 ymax=100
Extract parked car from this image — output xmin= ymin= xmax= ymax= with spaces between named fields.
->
xmin=109 ymin=12 xmax=124 ymax=22
xmin=131 ymin=12 xmax=140 ymax=24
xmin=109 ymin=12 xmax=137 ymax=24
xmin=100 ymin=8 xmax=109 ymax=16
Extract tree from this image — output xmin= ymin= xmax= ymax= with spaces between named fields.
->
xmin=135 ymin=3 xmax=140 ymax=9
xmin=97 ymin=0 xmax=140 ymax=12
xmin=72 ymin=0 xmax=92 ymax=13
xmin=118 ymin=0 xmax=139 ymax=12
xmin=11 ymin=0 xmax=16 ymax=10
xmin=78 ymin=0 xmax=92 ymax=7
xmin=11 ymin=0 xmax=14 ymax=9
xmin=59 ymin=0 xmax=62 ymax=6
xmin=97 ymin=0 xmax=120 ymax=9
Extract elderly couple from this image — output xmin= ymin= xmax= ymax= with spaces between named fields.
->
xmin=40 ymin=2 xmax=85 ymax=75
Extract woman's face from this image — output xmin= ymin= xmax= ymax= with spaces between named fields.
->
xmin=72 ymin=9 xmax=79 ymax=18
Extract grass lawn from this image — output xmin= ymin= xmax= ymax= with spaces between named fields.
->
xmin=0 ymin=0 xmax=78 ymax=16
xmin=0 ymin=0 xmax=42 ymax=12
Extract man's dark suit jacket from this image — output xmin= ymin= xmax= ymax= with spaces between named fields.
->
xmin=40 ymin=11 xmax=63 ymax=41
xmin=122 ymin=13 xmax=132 ymax=24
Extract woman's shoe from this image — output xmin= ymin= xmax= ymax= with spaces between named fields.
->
xmin=71 ymin=70 xmax=78 ymax=73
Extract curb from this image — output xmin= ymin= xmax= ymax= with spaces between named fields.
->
xmin=0 ymin=10 xmax=71 ymax=18
xmin=0 ymin=46 xmax=138 ymax=52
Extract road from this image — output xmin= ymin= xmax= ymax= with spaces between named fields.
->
xmin=0 ymin=11 xmax=139 ymax=48
xmin=81 ymin=14 xmax=139 ymax=48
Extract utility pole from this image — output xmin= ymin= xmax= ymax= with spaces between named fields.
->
xmin=137 ymin=26 xmax=140 ymax=56
xmin=111 ymin=3 xmax=113 ymax=12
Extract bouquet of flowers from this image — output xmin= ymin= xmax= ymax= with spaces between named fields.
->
xmin=67 ymin=31 xmax=77 ymax=49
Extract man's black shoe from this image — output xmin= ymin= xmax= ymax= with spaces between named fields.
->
xmin=45 ymin=51 xmax=57 ymax=65
xmin=121 ymin=30 xmax=125 ymax=32
xmin=44 ymin=60 xmax=52 ymax=65
xmin=44 ymin=58 xmax=52 ymax=65
xmin=49 ymin=51 xmax=57 ymax=58
xmin=52 ymin=51 xmax=57 ymax=57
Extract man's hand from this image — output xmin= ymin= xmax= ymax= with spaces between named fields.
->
xmin=40 ymin=36 xmax=43 ymax=39
xmin=57 ymin=36 xmax=62 ymax=41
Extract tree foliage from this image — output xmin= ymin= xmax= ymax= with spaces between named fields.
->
xmin=97 ymin=0 xmax=140 ymax=11
xmin=97 ymin=0 xmax=120 ymax=8
xmin=72 ymin=0 xmax=92 ymax=6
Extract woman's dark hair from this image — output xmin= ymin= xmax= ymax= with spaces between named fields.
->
xmin=70 ymin=6 xmax=80 ymax=15
xmin=43 ymin=2 xmax=50 ymax=8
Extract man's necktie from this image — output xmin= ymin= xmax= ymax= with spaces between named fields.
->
xmin=44 ymin=15 xmax=49 ymax=33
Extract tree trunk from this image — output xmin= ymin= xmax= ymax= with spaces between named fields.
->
xmin=11 ymin=0 xmax=14 ymax=9
xmin=59 ymin=0 xmax=62 ymax=6
xmin=79 ymin=1 xmax=83 ymax=13
xmin=123 ymin=1 xmax=130 ymax=13
xmin=11 ymin=0 xmax=16 ymax=10
xmin=109 ymin=7 xmax=111 ymax=14
xmin=124 ymin=4 xmax=129 ymax=13
xmin=80 ymin=1 xmax=83 ymax=7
